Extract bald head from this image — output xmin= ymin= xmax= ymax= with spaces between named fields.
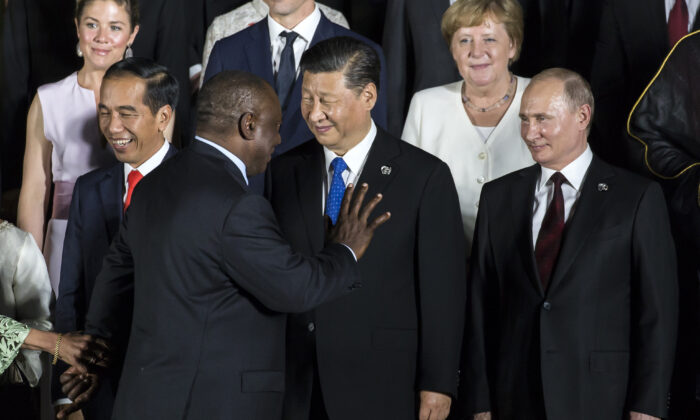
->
xmin=196 ymin=71 xmax=282 ymax=176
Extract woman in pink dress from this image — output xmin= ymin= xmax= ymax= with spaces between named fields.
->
xmin=17 ymin=0 xmax=140 ymax=296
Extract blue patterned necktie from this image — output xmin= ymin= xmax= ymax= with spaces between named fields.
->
xmin=275 ymin=31 xmax=299 ymax=109
xmin=325 ymin=157 xmax=348 ymax=225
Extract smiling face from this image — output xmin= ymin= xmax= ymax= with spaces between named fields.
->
xmin=450 ymin=15 xmax=515 ymax=89
xmin=99 ymin=75 xmax=169 ymax=168
xmin=519 ymin=79 xmax=590 ymax=171
xmin=300 ymin=71 xmax=375 ymax=156
xmin=75 ymin=0 xmax=138 ymax=71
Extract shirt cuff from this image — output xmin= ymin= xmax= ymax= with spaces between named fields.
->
xmin=340 ymin=244 xmax=357 ymax=261
xmin=53 ymin=398 xmax=73 ymax=406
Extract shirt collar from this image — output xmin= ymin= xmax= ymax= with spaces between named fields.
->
xmin=195 ymin=136 xmax=249 ymax=185
xmin=123 ymin=139 xmax=169 ymax=180
xmin=323 ymin=120 xmax=377 ymax=176
xmin=267 ymin=4 xmax=320 ymax=43
xmin=538 ymin=144 xmax=593 ymax=191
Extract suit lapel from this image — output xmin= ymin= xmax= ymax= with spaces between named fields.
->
xmin=356 ymin=128 xmax=401 ymax=197
xmin=99 ymin=164 xmax=124 ymax=239
xmin=245 ymin=20 xmax=274 ymax=85
xmin=295 ymin=144 xmax=326 ymax=253
xmin=548 ymin=157 xmax=615 ymax=291
xmin=509 ymin=165 xmax=543 ymax=296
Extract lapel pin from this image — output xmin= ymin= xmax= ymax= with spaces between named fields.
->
xmin=597 ymin=183 xmax=608 ymax=191
xmin=380 ymin=165 xmax=392 ymax=175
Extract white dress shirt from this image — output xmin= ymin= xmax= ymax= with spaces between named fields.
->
xmin=322 ymin=120 xmax=377 ymax=212
xmin=195 ymin=136 xmax=249 ymax=185
xmin=123 ymin=139 xmax=170 ymax=203
xmin=531 ymin=145 xmax=593 ymax=247
xmin=665 ymin=0 xmax=699 ymax=30
xmin=268 ymin=5 xmax=321 ymax=77
xmin=200 ymin=1 xmax=348 ymax=84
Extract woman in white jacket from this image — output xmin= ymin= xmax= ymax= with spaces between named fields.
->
xmin=402 ymin=0 xmax=534 ymax=248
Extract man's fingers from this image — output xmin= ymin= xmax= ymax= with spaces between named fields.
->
xmin=359 ymin=193 xmax=383 ymax=222
xmin=56 ymin=403 xmax=79 ymax=419
xmin=338 ymin=183 xmax=355 ymax=221
xmin=418 ymin=404 xmax=431 ymax=420
xmin=349 ymin=183 xmax=369 ymax=217
xmin=368 ymin=212 xmax=391 ymax=230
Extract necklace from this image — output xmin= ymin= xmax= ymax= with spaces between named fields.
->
xmin=462 ymin=75 xmax=516 ymax=112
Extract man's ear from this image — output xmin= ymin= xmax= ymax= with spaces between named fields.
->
xmin=239 ymin=112 xmax=256 ymax=141
xmin=155 ymin=105 xmax=173 ymax=133
xmin=361 ymin=83 xmax=378 ymax=111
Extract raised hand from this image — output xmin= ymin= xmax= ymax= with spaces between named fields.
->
xmin=327 ymin=183 xmax=391 ymax=259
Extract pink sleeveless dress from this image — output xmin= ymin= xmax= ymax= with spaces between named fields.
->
xmin=37 ymin=72 xmax=115 ymax=296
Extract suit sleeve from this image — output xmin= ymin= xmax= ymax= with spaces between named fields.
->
xmin=381 ymin=0 xmax=408 ymax=137
xmin=52 ymin=177 xmax=88 ymax=401
xmin=415 ymin=161 xmax=467 ymax=398
xmin=626 ymin=181 xmax=678 ymax=418
xmin=464 ymin=185 xmax=497 ymax=414
xmin=85 ymin=210 xmax=135 ymax=343
xmin=221 ymin=193 xmax=360 ymax=313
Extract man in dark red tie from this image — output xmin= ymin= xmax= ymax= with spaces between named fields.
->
xmin=464 ymin=68 xmax=678 ymax=420
xmin=52 ymin=57 xmax=179 ymax=419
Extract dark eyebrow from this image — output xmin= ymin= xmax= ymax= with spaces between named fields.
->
xmin=83 ymin=16 xmax=127 ymax=26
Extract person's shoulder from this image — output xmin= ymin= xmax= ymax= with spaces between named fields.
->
xmin=74 ymin=162 xmax=121 ymax=189
xmin=37 ymin=71 xmax=78 ymax=96
xmin=270 ymin=138 xmax=319 ymax=168
xmin=412 ymin=81 xmax=462 ymax=104
xmin=593 ymin=157 xmax=659 ymax=192
xmin=322 ymin=18 xmax=383 ymax=52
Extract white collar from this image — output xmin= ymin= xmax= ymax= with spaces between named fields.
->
xmin=323 ymin=120 xmax=377 ymax=176
xmin=267 ymin=4 xmax=321 ymax=43
xmin=538 ymin=144 xmax=593 ymax=191
xmin=195 ymin=136 xmax=249 ymax=185
xmin=123 ymin=139 xmax=169 ymax=179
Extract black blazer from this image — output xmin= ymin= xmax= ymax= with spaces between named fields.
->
xmin=382 ymin=0 xmax=460 ymax=137
xmin=203 ymin=13 xmax=388 ymax=193
xmin=52 ymin=145 xmax=176 ymax=418
xmin=85 ymin=140 xmax=360 ymax=419
xmin=267 ymin=127 xmax=467 ymax=419
xmin=590 ymin=0 xmax=700 ymax=168
xmin=466 ymin=156 xmax=678 ymax=419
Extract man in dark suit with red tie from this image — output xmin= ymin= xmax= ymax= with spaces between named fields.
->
xmin=466 ymin=68 xmax=678 ymax=420
xmin=52 ymin=57 xmax=179 ymax=419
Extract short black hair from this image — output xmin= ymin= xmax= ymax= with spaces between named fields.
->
xmin=196 ymin=70 xmax=275 ymax=133
xmin=300 ymin=36 xmax=380 ymax=93
xmin=103 ymin=57 xmax=179 ymax=115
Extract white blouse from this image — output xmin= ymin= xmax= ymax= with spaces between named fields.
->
xmin=0 ymin=221 xmax=52 ymax=386
xmin=402 ymin=77 xmax=535 ymax=248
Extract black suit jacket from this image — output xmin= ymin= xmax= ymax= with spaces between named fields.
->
xmin=85 ymin=140 xmax=360 ymax=419
xmin=51 ymin=145 xmax=176 ymax=418
xmin=466 ymin=156 xmax=678 ymax=419
xmin=382 ymin=0 xmax=460 ymax=136
xmin=591 ymin=0 xmax=700 ymax=168
xmin=267 ymin=127 xmax=467 ymax=419
xmin=203 ymin=13 xmax=388 ymax=193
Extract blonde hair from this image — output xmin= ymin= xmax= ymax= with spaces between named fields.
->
xmin=441 ymin=0 xmax=524 ymax=62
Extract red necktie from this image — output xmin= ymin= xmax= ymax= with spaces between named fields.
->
xmin=124 ymin=169 xmax=143 ymax=212
xmin=535 ymin=172 xmax=567 ymax=291
xmin=668 ymin=0 xmax=689 ymax=47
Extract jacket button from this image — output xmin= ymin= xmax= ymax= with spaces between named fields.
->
xmin=477 ymin=176 xmax=486 ymax=184
xmin=307 ymin=322 xmax=316 ymax=332
xmin=478 ymin=152 xmax=487 ymax=160
xmin=542 ymin=301 xmax=551 ymax=311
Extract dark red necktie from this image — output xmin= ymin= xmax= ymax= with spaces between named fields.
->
xmin=668 ymin=0 xmax=689 ymax=47
xmin=124 ymin=169 xmax=143 ymax=212
xmin=535 ymin=172 xmax=567 ymax=291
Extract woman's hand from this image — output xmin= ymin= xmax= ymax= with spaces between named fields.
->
xmin=58 ymin=332 xmax=111 ymax=372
